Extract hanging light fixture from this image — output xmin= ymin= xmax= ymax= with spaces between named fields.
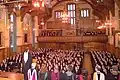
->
xmin=61 ymin=12 xmax=69 ymax=23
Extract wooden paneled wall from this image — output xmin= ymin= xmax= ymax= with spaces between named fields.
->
xmin=106 ymin=43 xmax=120 ymax=58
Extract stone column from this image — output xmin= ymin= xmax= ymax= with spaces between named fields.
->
xmin=34 ymin=16 xmax=39 ymax=48
xmin=31 ymin=16 xmax=35 ymax=48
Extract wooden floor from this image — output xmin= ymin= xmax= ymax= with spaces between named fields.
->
xmin=0 ymin=71 xmax=24 ymax=80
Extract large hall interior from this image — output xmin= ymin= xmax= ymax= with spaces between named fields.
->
xmin=0 ymin=0 xmax=120 ymax=80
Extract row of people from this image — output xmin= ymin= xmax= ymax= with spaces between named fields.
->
xmin=39 ymin=30 xmax=62 ymax=36
xmin=28 ymin=62 xmax=91 ymax=80
xmin=0 ymin=53 xmax=22 ymax=72
xmin=0 ymin=48 xmax=84 ymax=75
xmin=39 ymin=29 xmax=105 ymax=37
xmin=91 ymin=51 xmax=120 ymax=80
xmin=83 ymin=31 xmax=105 ymax=36
xmin=31 ymin=48 xmax=84 ymax=74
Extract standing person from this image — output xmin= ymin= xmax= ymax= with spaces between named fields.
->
xmin=22 ymin=49 xmax=32 ymax=80
xmin=106 ymin=68 xmax=116 ymax=80
xmin=51 ymin=65 xmax=60 ymax=80
xmin=93 ymin=65 xmax=105 ymax=80
xmin=28 ymin=62 xmax=38 ymax=80
xmin=66 ymin=65 xmax=75 ymax=80
xmin=39 ymin=63 xmax=48 ymax=80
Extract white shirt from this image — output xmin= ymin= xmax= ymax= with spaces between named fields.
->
xmin=24 ymin=51 xmax=28 ymax=63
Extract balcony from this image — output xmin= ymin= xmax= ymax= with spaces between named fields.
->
xmin=37 ymin=29 xmax=108 ymax=43
xmin=37 ymin=36 xmax=108 ymax=43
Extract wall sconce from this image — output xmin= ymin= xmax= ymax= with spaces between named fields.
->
xmin=23 ymin=28 xmax=28 ymax=31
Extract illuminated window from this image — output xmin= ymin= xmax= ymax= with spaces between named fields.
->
xmin=80 ymin=9 xmax=90 ymax=18
xmin=10 ymin=15 xmax=14 ymax=22
xmin=97 ymin=0 xmax=103 ymax=3
xmin=24 ymin=33 xmax=28 ymax=43
xmin=55 ymin=11 xmax=63 ymax=19
xmin=10 ymin=34 xmax=13 ymax=48
xmin=67 ymin=3 xmax=76 ymax=24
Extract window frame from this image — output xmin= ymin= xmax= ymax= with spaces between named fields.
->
xmin=79 ymin=8 xmax=90 ymax=18
xmin=54 ymin=10 xmax=63 ymax=20
xmin=67 ymin=3 xmax=76 ymax=25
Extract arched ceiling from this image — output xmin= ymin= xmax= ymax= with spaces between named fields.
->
xmin=0 ymin=0 xmax=117 ymax=21
xmin=51 ymin=0 xmax=115 ymax=20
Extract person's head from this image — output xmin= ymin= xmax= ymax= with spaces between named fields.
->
xmin=95 ymin=64 xmax=101 ymax=72
xmin=31 ymin=62 xmax=36 ymax=69
xmin=67 ymin=65 xmax=73 ymax=72
xmin=81 ymin=68 xmax=88 ymax=76
xmin=54 ymin=64 xmax=59 ymax=73
xmin=41 ymin=63 xmax=47 ymax=73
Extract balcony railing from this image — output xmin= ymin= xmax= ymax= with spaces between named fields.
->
xmin=39 ymin=29 xmax=62 ymax=37
xmin=39 ymin=29 xmax=106 ymax=37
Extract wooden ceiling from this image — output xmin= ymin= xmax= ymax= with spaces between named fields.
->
xmin=52 ymin=0 xmax=116 ymax=20
xmin=0 ymin=0 xmax=118 ymax=21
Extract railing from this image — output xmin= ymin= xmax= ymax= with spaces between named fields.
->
xmin=76 ymin=29 xmax=106 ymax=36
xmin=37 ymin=36 xmax=108 ymax=43
xmin=39 ymin=29 xmax=63 ymax=37
xmin=39 ymin=29 xmax=106 ymax=37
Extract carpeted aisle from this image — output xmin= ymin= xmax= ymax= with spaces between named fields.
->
xmin=83 ymin=52 xmax=93 ymax=74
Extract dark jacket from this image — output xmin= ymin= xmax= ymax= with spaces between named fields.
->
xmin=22 ymin=52 xmax=32 ymax=80
xmin=106 ymin=71 xmax=116 ymax=80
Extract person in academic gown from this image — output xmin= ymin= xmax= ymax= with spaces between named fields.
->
xmin=51 ymin=65 xmax=60 ymax=80
xmin=93 ymin=65 xmax=105 ymax=80
xmin=22 ymin=49 xmax=32 ymax=80
xmin=28 ymin=62 xmax=37 ymax=80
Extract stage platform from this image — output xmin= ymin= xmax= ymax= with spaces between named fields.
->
xmin=0 ymin=71 xmax=23 ymax=80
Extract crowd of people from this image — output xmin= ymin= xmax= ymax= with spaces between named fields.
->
xmin=0 ymin=53 xmax=22 ymax=72
xmin=83 ymin=30 xmax=106 ymax=36
xmin=39 ymin=29 xmax=106 ymax=37
xmin=0 ymin=48 xmax=120 ymax=80
xmin=39 ymin=30 xmax=62 ymax=36
xmin=91 ymin=51 xmax=120 ymax=80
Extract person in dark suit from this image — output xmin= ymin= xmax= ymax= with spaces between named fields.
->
xmin=106 ymin=70 xmax=116 ymax=80
xmin=22 ymin=49 xmax=32 ymax=80
xmin=59 ymin=70 xmax=67 ymax=80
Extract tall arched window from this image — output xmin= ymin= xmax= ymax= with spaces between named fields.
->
xmin=67 ymin=3 xmax=76 ymax=25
